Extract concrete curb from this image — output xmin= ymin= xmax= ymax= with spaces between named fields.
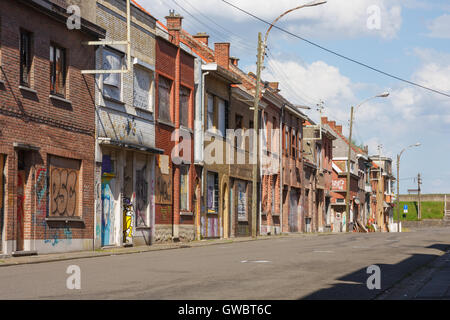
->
xmin=0 ymin=232 xmax=339 ymax=267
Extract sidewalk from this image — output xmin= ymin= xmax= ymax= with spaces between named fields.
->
xmin=0 ymin=232 xmax=337 ymax=268
xmin=377 ymin=249 xmax=450 ymax=300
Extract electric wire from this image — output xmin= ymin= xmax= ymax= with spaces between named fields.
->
xmin=220 ymin=0 xmax=450 ymax=99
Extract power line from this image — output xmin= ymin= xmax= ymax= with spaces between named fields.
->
xmin=220 ymin=0 xmax=450 ymax=99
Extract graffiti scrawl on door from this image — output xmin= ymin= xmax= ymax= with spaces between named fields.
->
xmin=123 ymin=197 xmax=134 ymax=244
xmin=135 ymin=165 xmax=148 ymax=228
xmin=49 ymin=167 xmax=78 ymax=217
xmin=101 ymin=174 xmax=116 ymax=247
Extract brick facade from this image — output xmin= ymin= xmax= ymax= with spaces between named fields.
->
xmin=0 ymin=0 xmax=105 ymax=254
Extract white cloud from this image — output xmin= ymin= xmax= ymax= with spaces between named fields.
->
xmin=426 ymin=14 xmax=450 ymax=39
xmin=139 ymin=0 xmax=403 ymax=40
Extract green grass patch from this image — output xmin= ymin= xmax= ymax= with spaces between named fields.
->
xmin=397 ymin=201 xmax=444 ymax=221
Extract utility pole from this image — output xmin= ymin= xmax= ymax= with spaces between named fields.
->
xmin=396 ymin=154 xmax=400 ymax=231
xmin=418 ymin=173 xmax=422 ymax=220
xmin=345 ymin=107 xmax=354 ymax=233
xmin=251 ymin=32 xmax=263 ymax=238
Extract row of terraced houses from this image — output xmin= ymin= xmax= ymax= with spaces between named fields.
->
xmin=0 ymin=0 xmax=397 ymax=256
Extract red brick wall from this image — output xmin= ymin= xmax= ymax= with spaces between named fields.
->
xmin=155 ymin=35 xmax=195 ymax=231
xmin=0 ymin=0 xmax=98 ymax=247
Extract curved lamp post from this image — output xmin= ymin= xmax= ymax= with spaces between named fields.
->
xmin=251 ymin=0 xmax=327 ymax=238
xmin=396 ymin=142 xmax=421 ymax=232
xmin=345 ymin=92 xmax=389 ymax=232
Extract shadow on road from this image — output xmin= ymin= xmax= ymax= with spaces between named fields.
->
xmin=300 ymin=243 xmax=450 ymax=300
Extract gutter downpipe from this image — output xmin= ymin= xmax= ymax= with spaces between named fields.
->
xmin=280 ymin=104 xmax=284 ymax=234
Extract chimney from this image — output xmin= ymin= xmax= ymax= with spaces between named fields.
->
xmin=247 ymin=72 xmax=257 ymax=80
xmin=214 ymin=42 xmax=230 ymax=70
xmin=193 ymin=32 xmax=209 ymax=46
xmin=166 ymin=10 xmax=183 ymax=45
xmin=330 ymin=121 xmax=336 ymax=128
xmin=321 ymin=117 xmax=328 ymax=124
xmin=230 ymin=56 xmax=239 ymax=67
xmin=336 ymin=125 xmax=343 ymax=134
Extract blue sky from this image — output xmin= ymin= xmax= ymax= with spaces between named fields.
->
xmin=141 ymin=0 xmax=450 ymax=194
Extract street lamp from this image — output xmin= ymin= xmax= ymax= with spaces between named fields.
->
xmin=396 ymin=142 xmax=421 ymax=232
xmin=345 ymin=92 xmax=389 ymax=232
xmin=251 ymin=0 xmax=327 ymax=238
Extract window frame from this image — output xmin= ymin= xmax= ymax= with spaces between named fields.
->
xmin=50 ymin=43 xmax=67 ymax=97
xmin=179 ymin=86 xmax=191 ymax=128
xmin=20 ymin=30 xmax=32 ymax=87
xmin=180 ymin=165 xmax=190 ymax=211
xmin=158 ymin=75 xmax=173 ymax=124
xmin=102 ymin=47 xmax=124 ymax=102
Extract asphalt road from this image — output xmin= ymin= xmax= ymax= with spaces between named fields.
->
xmin=1 ymin=227 xmax=449 ymax=300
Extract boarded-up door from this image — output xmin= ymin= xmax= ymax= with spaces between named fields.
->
xmin=289 ymin=190 xmax=298 ymax=232
xmin=17 ymin=170 xmax=25 ymax=251
xmin=101 ymin=154 xmax=116 ymax=247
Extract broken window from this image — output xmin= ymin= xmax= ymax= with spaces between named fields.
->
xmin=103 ymin=48 xmax=123 ymax=101
xmin=20 ymin=30 xmax=32 ymax=87
xmin=134 ymin=67 xmax=153 ymax=111
xmin=50 ymin=44 xmax=66 ymax=97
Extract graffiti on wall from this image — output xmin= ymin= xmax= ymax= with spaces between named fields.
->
xmin=155 ymin=167 xmax=172 ymax=205
xmin=101 ymin=176 xmax=115 ymax=247
xmin=135 ymin=165 xmax=148 ymax=227
xmin=332 ymin=179 xmax=345 ymax=191
xmin=123 ymin=197 xmax=134 ymax=244
xmin=36 ymin=168 xmax=47 ymax=216
xmin=49 ymin=167 xmax=78 ymax=217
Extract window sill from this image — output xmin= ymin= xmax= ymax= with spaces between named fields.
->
xmin=180 ymin=211 xmax=193 ymax=216
xmin=158 ymin=119 xmax=175 ymax=128
xmin=179 ymin=126 xmax=193 ymax=134
xmin=134 ymin=106 xmax=153 ymax=114
xmin=45 ymin=217 xmax=85 ymax=224
xmin=19 ymin=85 xmax=37 ymax=94
xmin=103 ymin=96 xmax=125 ymax=105
xmin=207 ymin=211 xmax=218 ymax=215
xmin=50 ymin=94 xmax=72 ymax=104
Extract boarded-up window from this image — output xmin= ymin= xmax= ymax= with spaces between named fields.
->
xmin=158 ymin=76 xmax=172 ymax=123
xmin=155 ymin=155 xmax=172 ymax=205
xmin=180 ymin=86 xmax=190 ymax=128
xmin=180 ymin=165 xmax=189 ymax=211
xmin=49 ymin=156 xmax=81 ymax=217
xmin=237 ymin=180 xmax=247 ymax=221
xmin=134 ymin=67 xmax=153 ymax=111
xmin=103 ymin=48 xmax=122 ymax=101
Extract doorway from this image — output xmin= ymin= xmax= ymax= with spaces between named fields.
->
xmin=16 ymin=150 xmax=28 ymax=252
xmin=289 ymin=189 xmax=299 ymax=232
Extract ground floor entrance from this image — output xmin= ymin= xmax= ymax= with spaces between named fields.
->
xmin=97 ymin=147 xmax=155 ymax=248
